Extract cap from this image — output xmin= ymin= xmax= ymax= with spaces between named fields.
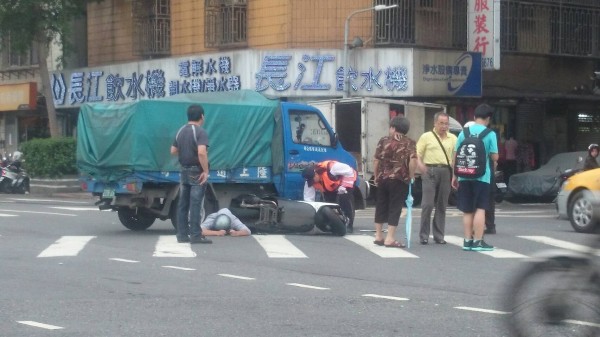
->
xmin=302 ymin=167 xmax=315 ymax=187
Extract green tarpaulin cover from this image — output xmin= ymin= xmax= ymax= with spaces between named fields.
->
xmin=77 ymin=90 xmax=280 ymax=182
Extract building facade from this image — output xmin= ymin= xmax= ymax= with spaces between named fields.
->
xmin=2 ymin=0 xmax=599 ymax=171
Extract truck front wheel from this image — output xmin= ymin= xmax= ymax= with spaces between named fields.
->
xmin=118 ymin=207 xmax=156 ymax=231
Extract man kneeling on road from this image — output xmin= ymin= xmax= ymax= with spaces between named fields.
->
xmin=302 ymin=160 xmax=357 ymax=233
xmin=200 ymin=208 xmax=251 ymax=237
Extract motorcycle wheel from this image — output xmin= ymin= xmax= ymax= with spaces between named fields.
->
xmin=315 ymin=207 xmax=346 ymax=236
xmin=117 ymin=207 xmax=156 ymax=231
xmin=0 ymin=179 xmax=9 ymax=193
xmin=504 ymin=258 xmax=600 ymax=337
xmin=16 ymin=179 xmax=29 ymax=194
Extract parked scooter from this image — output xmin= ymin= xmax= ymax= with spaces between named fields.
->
xmin=0 ymin=151 xmax=30 ymax=194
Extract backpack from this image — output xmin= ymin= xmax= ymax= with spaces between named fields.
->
xmin=454 ymin=126 xmax=492 ymax=178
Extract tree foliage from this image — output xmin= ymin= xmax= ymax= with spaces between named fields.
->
xmin=0 ymin=1 xmax=88 ymax=56
xmin=0 ymin=1 xmax=98 ymax=138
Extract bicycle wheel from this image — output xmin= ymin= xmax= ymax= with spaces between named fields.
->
xmin=505 ymin=258 xmax=600 ymax=337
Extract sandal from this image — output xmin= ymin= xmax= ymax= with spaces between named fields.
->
xmin=373 ymin=239 xmax=384 ymax=246
xmin=384 ymin=241 xmax=406 ymax=248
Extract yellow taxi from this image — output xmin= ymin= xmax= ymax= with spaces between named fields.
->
xmin=556 ymin=168 xmax=600 ymax=233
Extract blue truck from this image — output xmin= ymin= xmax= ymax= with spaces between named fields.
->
xmin=78 ymin=90 xmax=363 ymax=235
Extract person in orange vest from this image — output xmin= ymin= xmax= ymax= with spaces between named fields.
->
xmin=302 ymin=160 xmax=357 ymax=233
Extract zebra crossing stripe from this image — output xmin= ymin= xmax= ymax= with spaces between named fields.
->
xmin=153 ymin=235 xmax=196 ymax=257
xmin=444 ymin=235 xmax=527 ymax=258
xmin=253 ymin=235 xmax=307 ymax=258
xmin=518 ymin=236 xmax=595 ymax=254
xmin=344 ymin=235 xmax=418 ymax=258
xmin=37 ymin=236 xmax=96 ymax=257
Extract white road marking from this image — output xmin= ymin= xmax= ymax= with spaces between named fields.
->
xmin=153 ymin=235 xmax=196 ymax=257
xmin=496 ymin=214 xmax=554 ymax=218
xmin=50 ymin=207 xmax=105 ymax=211
xmin=253 ymin=235 xmax=307 ymax=258
xmin=0 ymin=209 xmax=76 ymax=216
xmin=344 ymin=235 xmax=418 ymax=258
xmin=162 ymin=266 xmax=195 ymax=271
xmin=563 ymin=319 xmax=600 ymax=328
xmin=362 ymin=294 xmax=409 ymax=301
xmin=0 ymin=213 xmax=18 ymax=217
xmin=218 ymin=274 xmax=255 ymax=280
xmin=10 ymin=198 xmax=89 ymax=204
xmin=454 ymin=306 xmax=510 ymax=315
xmin=444 ymin=235 xmax=528 ymax=258
xmin=17 ymin=321 xmax=64 ymax=330
xmin=518 ymin=236 xmax=595 ymax=254
xmin=286 ymin=283 xmax=329 ymax=290
xmin=37 ymin=236 xmax=96 ymax=257
xmin=109 ymin=258 xmax=139 ymax=263
xmin=495 ymin=210 xmax=552 ymax=214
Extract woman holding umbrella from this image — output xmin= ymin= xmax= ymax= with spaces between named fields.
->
xmin=372 ymin=116 xmax=417 ymax=248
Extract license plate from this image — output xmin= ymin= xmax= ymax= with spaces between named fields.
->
xmin=102 ymin=188 xmax=115 ymax=198
xmin=496 ymin=182 xmax=507 ymax=189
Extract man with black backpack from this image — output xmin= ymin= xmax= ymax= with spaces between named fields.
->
xmin=451 ymin=104 xmax=499 ymax=252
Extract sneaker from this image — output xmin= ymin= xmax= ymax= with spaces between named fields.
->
xmin=484 ymin=227 xmax=496 ymax=234
xmin=190 ymin=236 xmax=212 ymax=244
xmin=471 ymin=240 xmax=494 ymax=251
xmin=462 ymin=239 xmax=473 ymax=251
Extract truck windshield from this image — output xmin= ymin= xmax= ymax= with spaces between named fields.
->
xmin=290 ymin=110 xmax=331 ymax=147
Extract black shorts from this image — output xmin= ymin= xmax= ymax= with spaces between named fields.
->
xmin=374 ymin=179 xmax=409 ymax=226
xmin=456 ymin=180 xmax=491 ymax=213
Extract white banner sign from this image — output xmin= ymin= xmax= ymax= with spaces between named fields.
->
xmin=468 ymin=0 xmax=501 ymax=70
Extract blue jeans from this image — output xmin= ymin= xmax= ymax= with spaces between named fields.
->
xmin=177 ymin=167 xmax=207 ymax=240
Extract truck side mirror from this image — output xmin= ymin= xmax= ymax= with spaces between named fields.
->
xmin=331 ymin=133 xmax=338 ymax=148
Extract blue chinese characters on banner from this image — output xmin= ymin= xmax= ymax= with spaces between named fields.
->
xmin=52 ymin=55 xmax=242 ymax=106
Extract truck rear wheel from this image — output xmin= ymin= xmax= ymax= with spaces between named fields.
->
xmin=118 ymin=207 xmax=156 ymax=231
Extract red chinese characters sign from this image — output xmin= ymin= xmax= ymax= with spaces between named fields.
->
xmin=468 ymin=0 xmax=500 ymax=70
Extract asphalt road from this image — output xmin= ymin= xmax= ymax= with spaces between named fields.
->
xmin=0 ymin=194 xmax=594 ymax=337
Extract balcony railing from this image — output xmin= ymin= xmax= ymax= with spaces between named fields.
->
xmin=374 ymin=0 xmax=600 ymax=59
xmin=205 ymin=0 xmax=248 ymax=49
xmin=132 ymin=0 xmax=171 ymax=58
xmin=501 ymin=0 xmax=600 ymax=58
xmin=374 ymin=0 xmax=467 ymax=50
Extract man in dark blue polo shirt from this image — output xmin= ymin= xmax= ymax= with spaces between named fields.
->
xmin=171 ymin=104 xmax=212 ymax=244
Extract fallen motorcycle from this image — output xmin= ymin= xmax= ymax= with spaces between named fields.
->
xmin=228 ymin=194 xmax=347 ymax=236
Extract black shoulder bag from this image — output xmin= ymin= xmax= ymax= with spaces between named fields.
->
xmin=431 ymin=131 xmax=453 ymax=176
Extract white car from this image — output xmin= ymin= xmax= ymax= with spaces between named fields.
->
xmin=556 ymin=168 xmax=600 ymax=233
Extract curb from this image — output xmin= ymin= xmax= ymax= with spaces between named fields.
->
xmin=29 ymin=176 xmax=83 ymax=197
